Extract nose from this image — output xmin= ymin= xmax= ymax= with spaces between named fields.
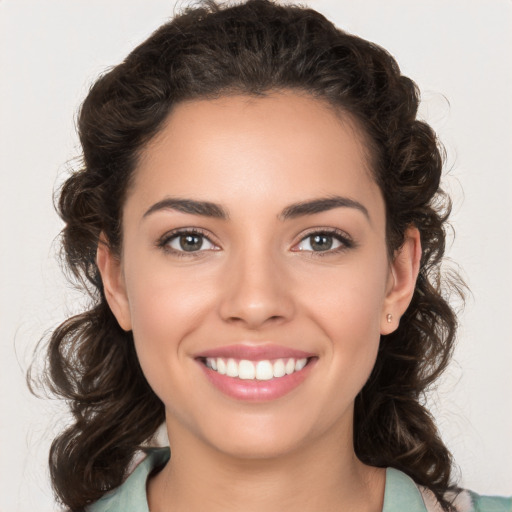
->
xmin=218 ymin=248 xmax=295 ymax=330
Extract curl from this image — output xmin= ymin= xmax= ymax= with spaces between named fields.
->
xmin=33 ymin=1 xmax=466 ymax=509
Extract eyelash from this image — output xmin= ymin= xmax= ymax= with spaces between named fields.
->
xmin=156 ymin=227 xmax=355 ymax=258
xmin=292 ymin=228 xmax=355 ymax=257
xmin=157 ymin=228 xmax=219 ymax=258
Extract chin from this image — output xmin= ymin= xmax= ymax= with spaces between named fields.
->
xmin=209 ymin=432 xmax=305 ymax=461
xmin=193 ymin=410 xmax=334 ymax=462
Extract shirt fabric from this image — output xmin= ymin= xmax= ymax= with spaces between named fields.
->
xmin=86 ymin=448 xmax=512 ymax=512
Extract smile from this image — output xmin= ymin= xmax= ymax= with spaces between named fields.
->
xmin=195 ymin=344 xmax=317 ymax=401
xmin=204 ymin=357 xmax=308 ymax=380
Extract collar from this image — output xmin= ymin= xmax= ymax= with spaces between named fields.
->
xmin=88 ymin=448 xmax=430 ymax=512
xmin=383 ymin=467 xmax=429 ymax=512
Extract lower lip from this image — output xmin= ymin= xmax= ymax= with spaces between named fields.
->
xmin=197 ymin=359 xmax=316 ymax=402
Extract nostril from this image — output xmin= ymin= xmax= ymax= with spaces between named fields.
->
xmin=218 ymin=281 xmax=295 ymax=328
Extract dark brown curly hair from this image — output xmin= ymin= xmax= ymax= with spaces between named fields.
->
xmin=36 ymin=1 xmax=465 ymax=509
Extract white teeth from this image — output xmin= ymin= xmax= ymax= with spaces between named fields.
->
xmin=217 ymin=358 xmax=227 ymax=375
xmin=295 ymin=358 xmax=307 ymax=371
xmin=272 ymin=359 xmax=286 ymax=378
xmin=255 ymin=360 xmax=273 ymax=380
xmin=226 ymin=358 xmax=238 ymax=377
xmin=238 ymin=360 xmax=255 ymax=380
xmin=205 ymin=357 xmax=310 ymax=380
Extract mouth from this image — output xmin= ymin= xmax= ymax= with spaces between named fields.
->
xmin=194 ymin=346 xmax=317 ymax=401
xmin=199 ymin=356 xmax=313 ymax=381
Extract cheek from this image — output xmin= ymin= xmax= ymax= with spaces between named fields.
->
xmin=125 ymin=251 xmax=215 ymax=338
xmin=301 ymin=253 xmax=389 ymax=335
xmin=298 ymin=253 xmax=388 ymax=384
xmin=312 ymin=286 xmax=382 ymax=377
xmin=122 ymin=258 xmax=217 ymax=395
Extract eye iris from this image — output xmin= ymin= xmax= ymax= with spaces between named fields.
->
xmin=179 ymin=234 xmax=203 ymax=251
xmin=310 ymin=234 xmax=333 ymax=251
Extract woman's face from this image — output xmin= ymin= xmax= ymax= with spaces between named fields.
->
xmin=100 ymin=92 xmax=417 ymax=459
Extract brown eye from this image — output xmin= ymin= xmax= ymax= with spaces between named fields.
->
xmin=309 ymin=234 xmax=333 ymax=251
xmin=178 ymin=234 xmax=204 ymax=252
xmin=293 ymin=230 xmax=354 ymax=254
xmin=164 ymin=231 xmax=217 ymax=253
xmin=297 ymin=233 xmax=340 ymax=252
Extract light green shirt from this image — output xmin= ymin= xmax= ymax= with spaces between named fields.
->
xmin=87 ymin=448 xmax=512 ymax=512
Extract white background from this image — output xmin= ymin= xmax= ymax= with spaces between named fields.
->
xmin=1 ymin=1 xmax=511 ymax=510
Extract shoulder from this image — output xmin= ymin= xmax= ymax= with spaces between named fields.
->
xmin=467 ymin=491 xmax=512 ymax=512
xmin=385 ymin=468 xmax=512 ymax=512
xmin=422 ymin=488 xmax=512 ymax=512
xmin=419 ymin=479 xmax=512 ymax=512
xmin=86 ymin=447 xmax=170 ymax=512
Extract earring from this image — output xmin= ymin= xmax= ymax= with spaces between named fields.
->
xmin=386 ymin=314 xmax=393 ymax=323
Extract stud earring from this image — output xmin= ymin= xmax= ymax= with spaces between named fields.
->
xmin=386 ymin=314 xmax=393 ymax=323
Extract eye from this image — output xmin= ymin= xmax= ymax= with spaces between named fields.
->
xmin=293 ymin=230 xmax=353 ymax=253
xmin=159 ymin=229 xmax=218 ymax=254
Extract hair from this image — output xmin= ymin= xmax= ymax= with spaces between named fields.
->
xmin=36 ymin=1 xmax=465 ymax=510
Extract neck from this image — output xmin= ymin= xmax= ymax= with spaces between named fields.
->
xmin=148 ymin=420 xmax=385 ymax=512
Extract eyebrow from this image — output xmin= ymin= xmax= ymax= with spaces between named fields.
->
xmin=279 ymin=196 xmax=370 ymax=221
xmin=143 ymin=197 xmax=229 ymax=219
xmin=142 ymin=195 xmax=369 ymax=222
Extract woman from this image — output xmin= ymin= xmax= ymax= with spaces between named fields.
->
xmin=40 ymin=1 xmax=511 ymax=511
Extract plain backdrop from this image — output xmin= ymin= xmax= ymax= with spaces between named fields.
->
xmin=1 ymin=1 xmax=511 ymax=510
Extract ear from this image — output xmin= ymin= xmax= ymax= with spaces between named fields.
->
xmin=96 ymin=234 xmax=132 ymax=331
xmin=380 ymin=226 xmax=421 ymax=335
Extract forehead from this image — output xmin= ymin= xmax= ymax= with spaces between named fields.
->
xmin=128 ymin=92 xmax=383 ymax=221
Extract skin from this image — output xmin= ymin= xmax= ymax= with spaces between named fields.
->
xmin=97 ymin=91 xmax=421 ymax=512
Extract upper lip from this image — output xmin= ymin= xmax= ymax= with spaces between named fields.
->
xmin=194 ymin=344 xmax=316 ymax=361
